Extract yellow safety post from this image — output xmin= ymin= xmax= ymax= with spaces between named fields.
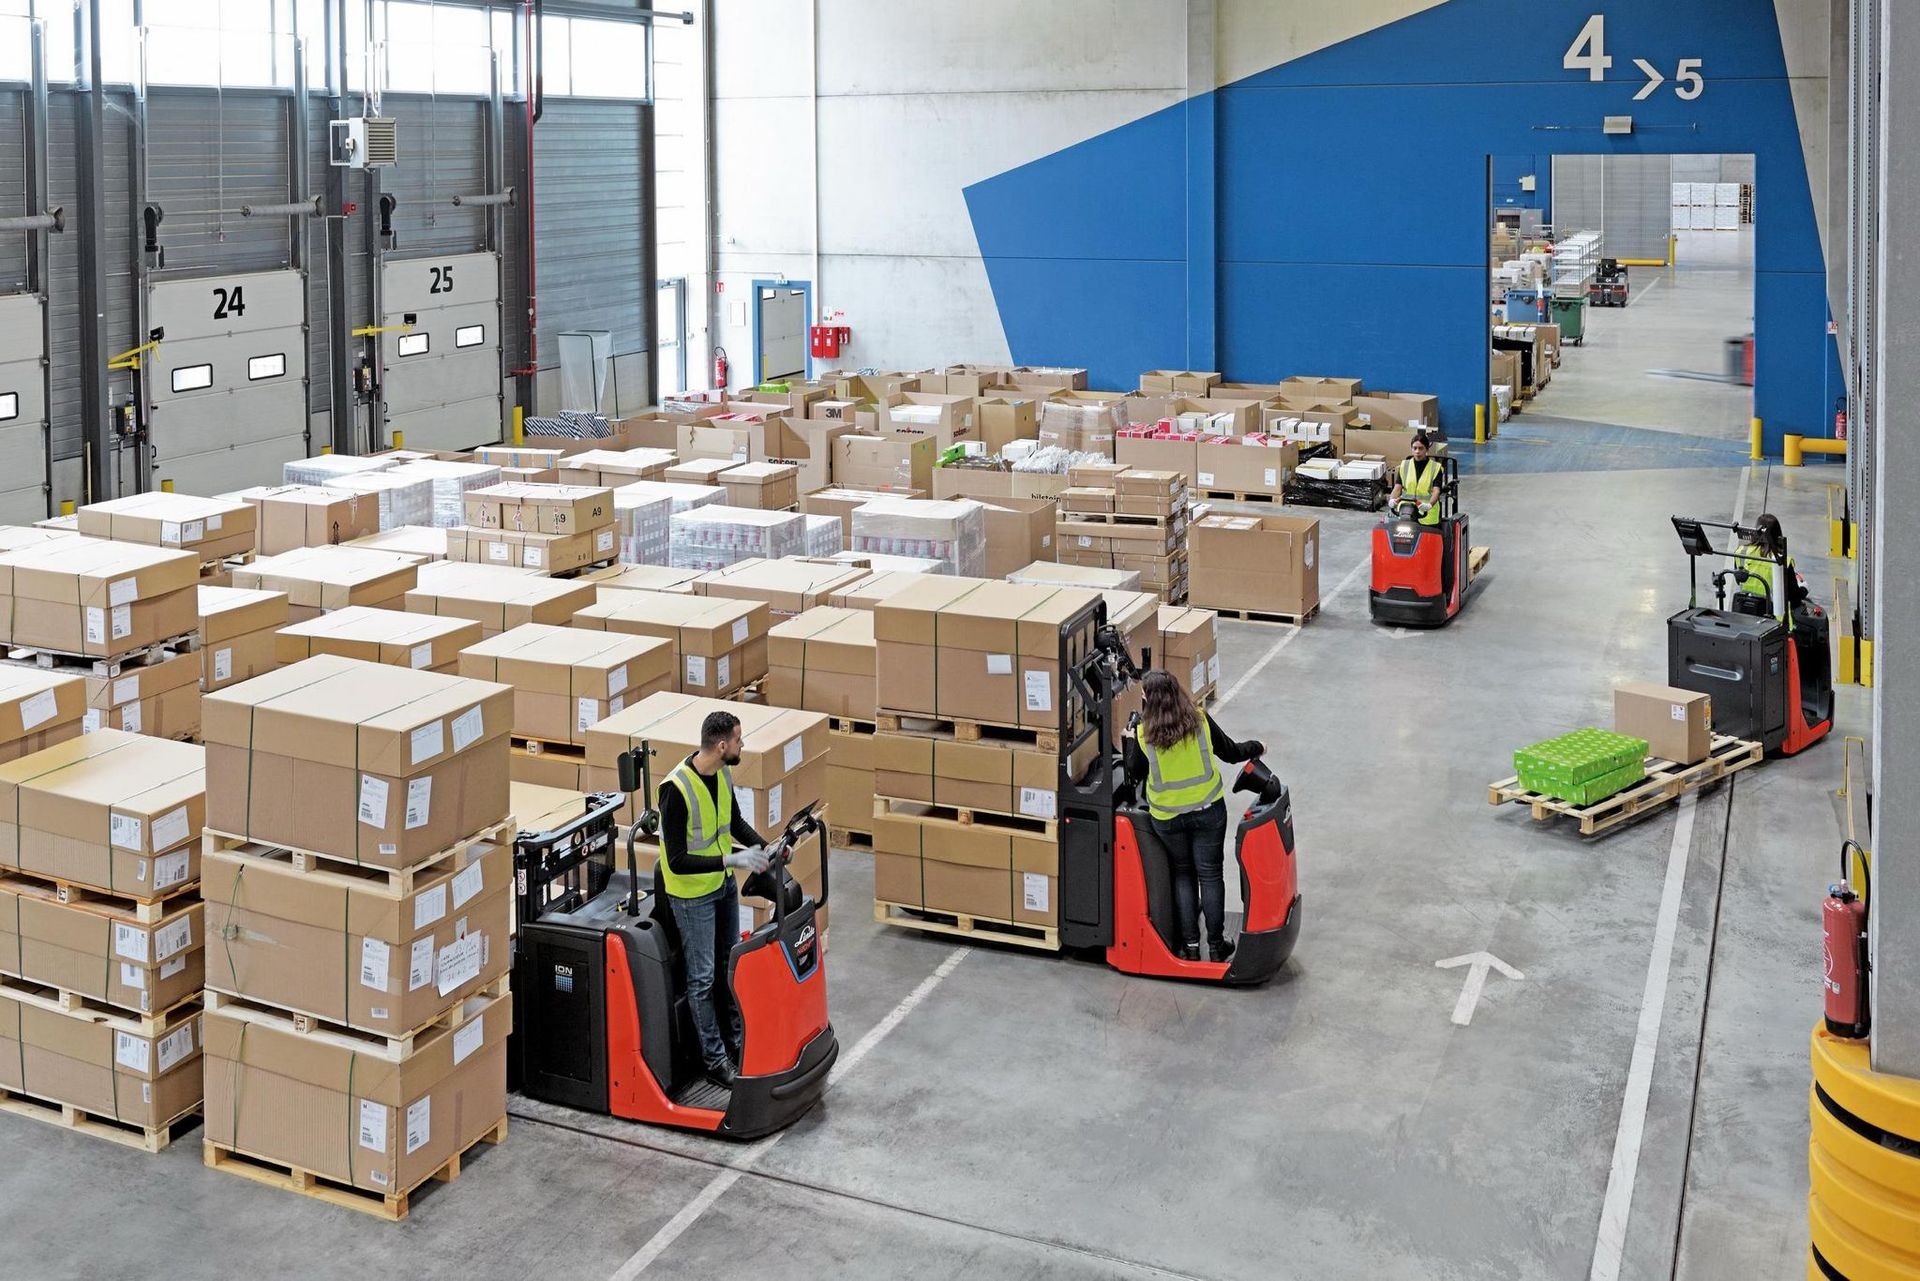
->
xmin=1474 ymin=403 xmax=1487 ymax=444
xmin=1808 ymin=1026 xmax=1920 ymax=1278
xmin=159 ymin=479 xmax=173 ymax=493
xmin=512 ymin=405 xmax=524 ymax=445
xmin=1784 ymin=434 xmax=1804 ymax=467
xmin=1801 ymin=438 xmax=1847 ymax=459
xmin=1750 ymin=418 xmax=1764 ymax=461
xmin=58 ymin=499 xmax=74 ymax=516
xmin=392 ymin=430 xmax=405 ymax=450
xmin=1668 ymin=233 xmax=1676 ymax=267
xmin=1862 ymin=638 xmax=1874 ymax=687
xmin=320 ymin=444 xmax=334 ymax=455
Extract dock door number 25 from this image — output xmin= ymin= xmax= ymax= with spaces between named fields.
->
xmin=1564 ymin=15 xmax=1704 ymax=102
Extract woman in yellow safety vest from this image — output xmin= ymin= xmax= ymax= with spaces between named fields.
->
xmin=1387 ymin=430 xmax=1445 ymax=527
xmin=1734 ymin=513 xmax=1808 ymax=626
xmin=1122 ymin=670 xmax=1265 ymax=962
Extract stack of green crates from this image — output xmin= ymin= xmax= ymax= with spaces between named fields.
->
xmin=1513 ymin=728 xmax=1650 ymax=806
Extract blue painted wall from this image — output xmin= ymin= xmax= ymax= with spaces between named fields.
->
xmin=1493 ymin=155 xmax=1551 ymax=211
xmin=964 ymin=0 xmax=1839 ymax=450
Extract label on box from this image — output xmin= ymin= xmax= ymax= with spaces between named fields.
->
xmin=1197 ymin=471 xmax=1215 ymax=488
xmin=607 ymin=664 xmax=628 ymax=697
xmin=214 ymin=646 xmax=233 ymax=682
xmin=182 ymin=519 xmax=205 ymax=544
xmin=685 ymin=655 xmax=707 ymax=687
xmin=160 ymin=955 xmax=186 ymax=979
xmin=360 ymin=937 xmax=391 ymax=991
xmin=85 ymin=608 xmax=104 ymax=645
xmin=716 ymin=654 xmax=731 ymax=689
xmin=453 ymin=1015 xmax=485 ymax=1065
xmin=18 ymin=688 xmax=58 ymax=731
xmin=207 ymin=514 xmax=222 ymax=531
xmin=1077 ymin=535 xmax=1092 ymax=549
xmin=406 ymin=1098 xmax=431 ymax=1155
xmin=120 ymin=962 xmax=146 ymax=991
xmin=358 ymin=1100 xmax=388 ymax=1152
xmin=1207 ymin=655 xmax=1220 ymax=686
xmin=151 ymin=805 xmax=190 ymax=851
xmin=451 ymin=705 xmax=484 ymax=752
xmin=119 ymin=701 xmax=142 ymax=734
xmin=729 ymin=617 xmax=750 ymax=647
xmin=985 ymin=654 xmax=1013 ymax=676
xmin=114 ymin=1031 xmax=150 ymax=1073
xmin=1671 ymin=703 xmax=1687 ymax=721
xmin=160 ymin=521 xmax=181 ymax=546
xmin=81 ymin=708 xmax=102 ymax=734
xmin=108 ymin=577 xmax=137 ymax=608
xmin=609 ymin=694 xmax=624 ymax=715
xmin=414 ymin=883 xmax=447 ymax=930
xmin=1023 ymin=872 xmax=1049 ymax=913
xmin=1023 ymin=670 xmax=1052 ymax=712
xmin=358 ymin=774 xmax=390 ymax=827
xmin=597 ymin=527 xmax=615 ymax=553
xmin=436 ymin=932 xmax=484 ymax=995
xmin=779 ymin=739 xmax=801 ymax=773
xmin=111 ymin=605 xmax=131 ymax=639
xmin=410 ymin=642 xmax=433 ymax=669
xmin=150 ymin=1022 xmax=191 ymax=1073
xmin=152 ymin=916 xmax=191 ymax=961
xmin=1191 ymin=658 xmax=1206 ymax=693
xmin=523 ymin=545 xmax=546 ymax=569
xmin=407 ymin=772 xmax=433 ymax=833
xmin=1303 ymin=539 xmax=1315 ymax=569
xmin=153 ymin=849 xmax=190 ymax=891
xmin=410 ymin=719 xmax=444 ymax=765
xmin=767 ymin=782 xmax=784 ymax=829
xmin=452 ymin=860 xmax=484 ymax=910
xmin=406 ymin=935 xmax=436 ymax=989
xmin=1019 ymin=786 xmax=1057 ymax=820
xmin=487 ymin=540 xmax=510 ymax=563
xmin=577 ymin=696 xmax=597 ymax=733
xmin=109 ymin=813 xmax=144 ymax=850
xmin=736 ymin=787 xmax=757 ymax=829
xmin=1264 ymin=468 xmax=1278 ymax=487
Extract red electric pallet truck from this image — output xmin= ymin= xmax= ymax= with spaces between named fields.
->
xmin=510 ymin=745 xmax=837 ymax=1139
xmin=1370 ymin=455 xmax=1488 ymax=628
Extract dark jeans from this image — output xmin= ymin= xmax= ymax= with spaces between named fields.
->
xmin=668 ymin=878 xmax=744 ymax=1070
xmin=1148 ymin=799 xmax=1230 ymax=948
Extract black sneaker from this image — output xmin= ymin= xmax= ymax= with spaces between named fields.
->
xmin=704 ymin=1060 xmax=738 ymax=1090
xmin=1180 ymin=943 xmax=1201 ymax=962
xmin=1209 ymin=937 xmax=1236 ymax=963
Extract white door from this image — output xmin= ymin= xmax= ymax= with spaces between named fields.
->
xmin=757 ymin=286 xmax=806 ymax=382
xmin=0 ymin=294 xmax=47 ymax=520
xmin=148 ymin=269 xmax=308 ymax=495
xmin=381 ymin=251 xmax=502 ymax=451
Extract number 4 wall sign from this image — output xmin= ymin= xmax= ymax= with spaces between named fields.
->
xmin=1564 ymin=14 xmax=1704 ymax=101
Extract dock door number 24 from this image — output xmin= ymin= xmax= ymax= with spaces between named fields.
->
xmin=1563 ymin=15 xmax=1704 ymax=102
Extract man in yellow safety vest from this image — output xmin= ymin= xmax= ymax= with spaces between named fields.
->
xmin=1388 ymin=431 xmax=1445 ymax=527
xmin=658 ymin=710 xmax=772 ymax=1088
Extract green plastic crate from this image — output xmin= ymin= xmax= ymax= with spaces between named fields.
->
xmin=1513 ymin=728 xmax=1649 ymax=805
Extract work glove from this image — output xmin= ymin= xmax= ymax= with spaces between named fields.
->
xmin=725 ymin=847 xmax=771 ymax=874
xmin=1246 ymin=741 xmax=1266 ymax=759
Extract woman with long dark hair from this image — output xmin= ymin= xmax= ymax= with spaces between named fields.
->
xmin=1121 ymin=670 xmax=1264 ymax=961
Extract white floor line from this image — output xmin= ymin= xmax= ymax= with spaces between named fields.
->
xmin=1632 ymin=275 xmax=1664 ymax=305
xmin=1214 ymin=555 xmax=1371 ymax=713
xmin=1732 ymin=464 xmax=1752 ymax=526
xmin=1587 ymin=792 xmax=1698 ymax=1281
xmin=608 ymin=948 xmax=971 ymax=1280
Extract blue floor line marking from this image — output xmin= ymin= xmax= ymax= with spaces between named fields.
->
xmin=1455 ymin=418 xmax=1756 ymax=475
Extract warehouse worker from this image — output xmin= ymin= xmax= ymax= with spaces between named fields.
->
xmin=658 ymin=710 xmax=773 ymax=1090
xmin=1123 ymin=671 xmax=1264 ymax=963
xmin=1734 ymin=513 xmax=1808 ymax=625
xmin=1387 ymin=430 xmax=1446 ymax=526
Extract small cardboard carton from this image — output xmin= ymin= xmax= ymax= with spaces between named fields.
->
xmin=766 ymin=606 xmax=876 ymax=721
xmin=242 ymin=485 xmax=383 ymax=555
xmin=975 ymin=496 xmax=1058 ymax=580
xmin=1189 ymin=513 xmax=1320 ymax=617
xmin=573 ymin=591 xmax=770 ymax=697
xmin=1159 ymin=605 xmax=1219 ymax=699
xmin=976 ymin=397 xmax=1039 ymax=454
xmin=79 ymin=648 xmax=202 ymax=740
xmin=1352 ymin=392 xmax=1440 ymax=431
xmin=277 ymin=604 xmax=482 ymax=673
xmin=767 ymin=416 xmax=852 ymax=496
xmin=1615 ymin=681 xmax=1712 ymax=766
xmin=458 ymin=623 xmax=675 ymax=746
xmin=718 ymin=461 xmax=800 ymax=512
xmin=877 ymin=392 xmax=975 ymax=447
xmin=833 ymin=434 xmax=935 ymax=494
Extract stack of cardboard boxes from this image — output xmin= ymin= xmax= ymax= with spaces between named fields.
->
xmin=199 ymin=655 xmax=516 ymax=1216
xmin=404 ymin=562 xmax=594 ymax=639
xmin=574 ymin=590 xmax=770 ymax=700
xmin=240 ymin=485 xmax=383 ymax=554
xmin=0 ymin=718 xmax=209 ymax=1150
xmin=1189 ymin=512 xmax=1322 ymax=623
xmin=456 ymin=483 xmax=618 ymax=575
xmin=197 ymin=586 xmax=288 ymax=695
xmin=765 ymin=606 xmax=877 ymax=846
xmin=1052 ymin=464 xmax=1189 ymax=603
xmin=277 ymin=605 xmax=482 ymax=674
xmin=234 ymin=545 xmax=421 ymax=623
xmin=78 ymin=492 xmax=257 ymax=585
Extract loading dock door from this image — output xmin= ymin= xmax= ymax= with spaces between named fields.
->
xmin=148 ymin=269 xmax=309 ymax=495
xmin=757 ymin=287 xmax=806 ymax=382
xmin=381 ymin=251 xmax=502 ymax=451
xmin=0 ymin=294 xmax=47 ymax=521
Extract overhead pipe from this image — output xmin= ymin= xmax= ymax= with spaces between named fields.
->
xmin=239 ymin=197 xmax=323 ymax=218
xmin=452 ymin=189 xmax=515 ymax=207
xmin=0 ymin=210 xmax=61 ymax=233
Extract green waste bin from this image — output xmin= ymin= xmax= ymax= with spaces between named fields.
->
xmin=1550 ymin=295 xmax=1586 ymax=346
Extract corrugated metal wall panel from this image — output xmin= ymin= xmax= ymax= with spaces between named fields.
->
xmin=0 ymin=90 xmax=27 ymax=291
xmin=1551 ymin=155 xmax=1603 ymax=237
xmin=533 ymin=99 xmax=648 ymax=368
xmin=48 ymin=90 xmax=135 ymax=466
xmin=1602 ymin=153 xmax=1672 ymax=260
xmin=381 ymin=95 xmax=489 ymax=257
xmin=147 ymin=92 xmax=292 ymax=274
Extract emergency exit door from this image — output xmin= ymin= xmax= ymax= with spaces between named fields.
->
xmin=0 ymin=294 xmax=48 ymax=521
xmin=757 ymin=286 xmax=806 ymax=382
xmin=381 ymin=251 xmax=502 ymax=451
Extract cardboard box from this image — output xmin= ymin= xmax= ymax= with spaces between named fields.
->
xmin=468 ymin=482 xmax=614 ymax=538
xmin=1140 ymin=370 xmax=1222 ymax=396
xmin=869 ymin=810 xmax=925 ymax=907
xmin=1279 ymin=376 xmax=1362 ymax=403
xmin=198 ymin=585 xmax=288 ymax=692
xmin=802 ymin=487 xmax=929 ymax=540
xmin=404 ymin=561 xmax=595 ymax=638
xmin=878 ymin=392 xmax=975 ymax=447
xmin=0 ymin=667 xmax=87 ymax=761
xmin=6 ymin=989 xmax=202 ymax=1125
xmin=1490 ymin=349 xmax=1522 ymax=397
xmin=694 ymin=558 xmax=869 ymax=618
xmin=0 ymin=729 xmax=204 ymax=897
xmin=79 ymin=648 xmax=201 ymax=739
xmin=0 ymin=536 xmax=202 ymax=656
xmin=574 ymin=591 xmax=770 ymax=697
xmin=718 ymin=461 xmax=800 ymax=512
xmin=201 ymin=655 xmax=514 ymax=868
xmin=767 ymin=416 xmax=852 ymax=496
xmin=241 ymin=485 xmax=384 ymax=555
xmin=976 ymin=496 xmax=1057 ymax=579
xmin=234 ymin=546 xmax=419 ymax=623
xmin=829 ymin=569 xmax=947 ymax=610
xmin=78 ymin=491 xmax=256 ymax=561
xmin=458 ymin=623 xmax=673 ymax=746
xmin=457 ymin=526 xmax=616 ymax=575
xmin=1353 ymin=392 xmax=1440 ymax=432
xmin=583 ymin=691 xmax=829 ymax=824
xmin=555 ymin=447 xmax=676 ymax=488
xmin=932 ymin=738 xmax=1061 ymax=820
xmin=2 ymin=874 xmax=205 ymax=1012
xmin=872 ymin=731 xmax=934 ymax=803
xmin=277 ymin=604 xmax=483 ymax=673
xmin=976 ymin=397 xmax=1039 ymax=454
xmin=202 ymin=837 xmax=512 ymax=1036
xmin=474 ymin=445 xmax=566 ymax=470
xmin=1189 ymin=514 xmax=1320 ymax=617
xmin=930 ymin=466 xmax=1069 ymax=502
xmin=1342 ymin=427 xmax=1427 ymax=465
xmin=582 ymin=562 xmax=705 ymax=598
xmin=874 ymin=578 xmax=1098 ymax=729
xmin=1007 ymin=561 xmax=1143 ymax=592
xmin=851 ymin=497 xmax=988 ymax=577
xmin=1115 ymin=434 xmax=1198 ymax=480
xmin=1159 ymin=604 xmax=1219 ymax=697
xmin=1193 ymin=440 xmax=1296 ymax=496
xmin=1615 ymin=682 xmax=1712 ymax=766
xmin=664 ymin=457 xmax=742 ymax=488
xmin=202 ymin=989 xmax=510 ymax=1195
xmin=833 ymin=434 xmax=935 ymax=494
xmin=766 ymin=607 xmax=875 ymax=721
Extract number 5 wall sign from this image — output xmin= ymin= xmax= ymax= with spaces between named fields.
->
xmin=1564 ymin=15 xmax=1704 ymax=101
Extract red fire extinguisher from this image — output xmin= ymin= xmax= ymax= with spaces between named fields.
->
xmin=713 ymin=346 xmax=730 ymax=392
xmin=1824 ymin=841 xmax=1870 ymax=1039
xmin=1834 ymin=397 xmax=1848 ymax=441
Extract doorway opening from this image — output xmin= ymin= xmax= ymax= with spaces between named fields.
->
xmin=751 ymin=281 xmax=811 ymax=385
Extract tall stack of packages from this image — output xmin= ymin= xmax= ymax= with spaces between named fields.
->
xmin=76 ymin=491 xmax=259 ymax=587
xmin=457 ymin=483 xmax=617 ymax=575
xmin=867 ymin=578 xmax=1102 ymax=946
xmin=0 ymin=709 xmax=210 ymax=1153
xmin=765 ymin=607 xmax=877 ymax=849
xmin=1053 ymin=466 xmax=1190 ymax=603
xmin=0 ymin=536 xmax=204 ymax=740
xmin=197 ymin=655 xmax=516 ymax=1218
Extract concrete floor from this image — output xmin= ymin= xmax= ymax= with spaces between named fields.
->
xmin=1 ymin=240 xmax=1858 ymax=1277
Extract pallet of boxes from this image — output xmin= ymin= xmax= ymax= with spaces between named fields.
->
xmin=197 ymin=655 xmax=517 ymax=1220
xmin=452 ymin=482 xmax=619 ymax=575
xmin=0 ymin=676 xmax=209 ymax=1154
xmin=1052 ymin=462 xmax=1191 ymax=604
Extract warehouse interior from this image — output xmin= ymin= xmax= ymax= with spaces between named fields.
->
xmin=0 ymin=3 xmax=1914 ymax=1280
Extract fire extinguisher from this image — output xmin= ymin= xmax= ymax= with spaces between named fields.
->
xmin=1823 ymin=840 xmax=1870 ymax=1039
xmin=713 ymin=347 xmax=730 ymax=392
xmin=1834 ymin=397 xmax=1848 ymax=441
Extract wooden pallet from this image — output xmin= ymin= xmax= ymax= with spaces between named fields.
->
xmin=1209 ymin=603 xmax=1319 ymax=627
xmin=828 ymin=716 xmax=876 ymax=736
xmin=1468 ymin=545 xmax=1491 ymax=579
xmin=872 ymin=796 xmax=1058 ymax=840
xmin=1487 ymin=734 xmax=1764 ymax=836
xmin=1057 ymin=511 xmax=1182 ymax=529
xmin=512 ymin=735 xmax=587 ymax=760
xmin=1195 ymin=488 xmax=1280 ymax=506
xmin=202 ymin=978 xmax=509 ymax=1058
xmin=0 ymin=1085 xmax=201 ymax=1154
xmin=874 ymin=712 xmax=1060 ymax=755
xmin=874 ymin=899 xmax=1060 ymax=952
xmin=0 ymin=971 xmax=201 ymax=1037
xmin=202 ymin=814 xmax=517 ymax=895
xmin=203 ymin=1115 xmax=509 ymax=1222
xmin=828 ymin=825 xmax=873 ymax=850
xmin=3 ymin=631 xmax=200 ymax=677
xmin=3 ymin=864 xmax=199 ymax=920
xmin=552 ymin=556 xmax=621 ymax=581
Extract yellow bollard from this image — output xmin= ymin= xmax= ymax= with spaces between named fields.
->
xmin=1750 ymin=418 xmax=1764 ymax=461
xmin=320 ymin=444 xmax=334 ymax=455
xmin=160 ymin=478 xmax=174 ymax=493
xmin=512 ymin=405 xmax=525 ymax=445
xmin=1475 ymin=403 xmax=1487 ymax=444
xmin=392 ymin=430 xmax=405 ymax=450
xmin=1783 ymin=434 xmax=1804 ymax=467
xmin=58 ymin=499 xmax=74 ymax=516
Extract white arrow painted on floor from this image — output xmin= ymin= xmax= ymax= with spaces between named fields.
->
xmin=1436 ymin=952 xmax=1524 ymax=1026
xmin=1633 ymin=58 xmax=1665 ymax=101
